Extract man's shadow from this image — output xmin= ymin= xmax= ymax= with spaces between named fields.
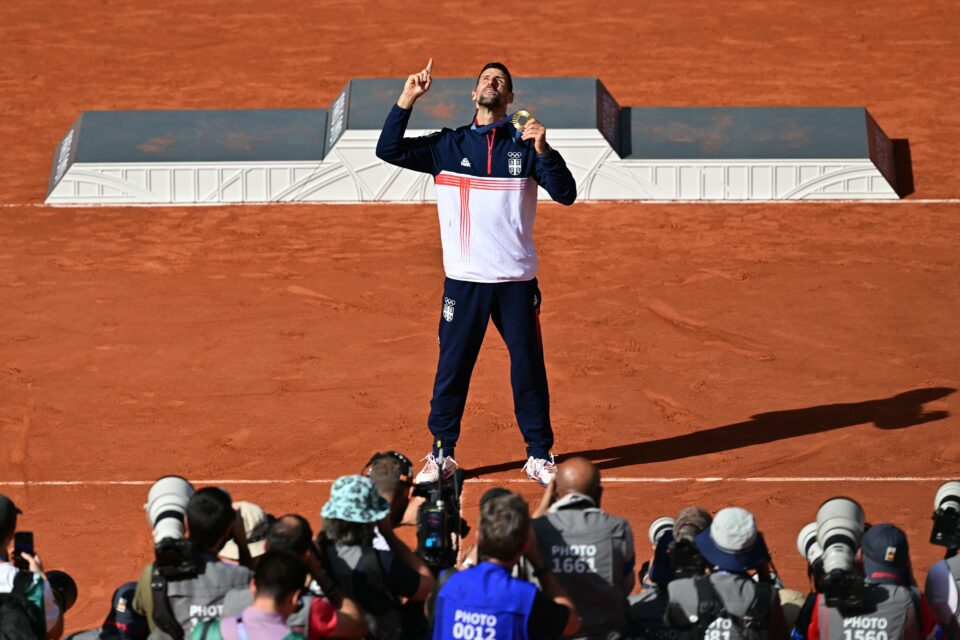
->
xmin=466 ymin=387 xmax=954 ymax=477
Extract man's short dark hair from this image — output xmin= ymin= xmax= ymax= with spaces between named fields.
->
xmin=254 ymin=551 xmax=308 ymax=603
xmin=477 ymin=493 xmax=529 ymax=562
xmin=186 ymin=487 xmax=234 ymax=551
xmin=267 ymin=514 xmax=313 ymax=556
xmin=477 ymin=62 xmax=513 ymax=92
xmin=368 ymin=454 xmax=409 ymax=499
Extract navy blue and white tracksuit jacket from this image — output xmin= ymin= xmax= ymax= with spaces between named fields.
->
xmin=375 ymin=104 xmax=576 ymax=283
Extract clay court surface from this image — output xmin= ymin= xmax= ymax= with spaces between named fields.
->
xmin=2 ymin=0 xmax=960 ymax=631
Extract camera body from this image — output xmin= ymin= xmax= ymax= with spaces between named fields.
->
xmin=154 ymin=537 xmax=199 ymax=580
xmin=669 ymin=537 xmax=706 ymax=578
xmin=412 ymin=471 xmax=463 ymax=571
xmin=930 ymin=481 xmax=960 ymax=549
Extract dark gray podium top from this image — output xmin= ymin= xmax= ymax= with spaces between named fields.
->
xmin=327 ymin=77 xmax=621 ymax=150
xmin=338 ymin=77 xmax=606 ymax=129
xmin=622 ymin=107 xmax=871 ymax=159
xmin=68 ymin=109 xmax=329 ymax=163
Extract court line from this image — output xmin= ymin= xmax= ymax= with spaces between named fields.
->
xmin=0 ymin=476 xmax=954 ymax=487
xmin=2 ymin=199 xmax=960 ymax=208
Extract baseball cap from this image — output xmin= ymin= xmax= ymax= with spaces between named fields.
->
xmin=696 ymin=507 xmax=770 ymax=572
xmin=101 ymin=581 xmax=148 ymax=639
xmin=861 ymin=523 xmax=910 ymax=585
xmin=321 ymin=475 xmax=390 ymax=524
xmin=220 ymin=501 xmax=270 ymax=561
xmin=0 ymin=495 xmax=22 ymax=535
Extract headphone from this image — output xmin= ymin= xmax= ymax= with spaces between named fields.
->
xmin=362 ymin=451 xmax=414 ymax=486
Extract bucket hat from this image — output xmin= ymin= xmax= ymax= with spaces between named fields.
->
xmin=321 ymin=475 xmax=390 ymax=523
xmin=696 ymin=506 xmax=770 ymax=572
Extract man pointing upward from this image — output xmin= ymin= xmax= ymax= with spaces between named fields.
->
xmin=376 ymin=59 xmax=577 ymax=486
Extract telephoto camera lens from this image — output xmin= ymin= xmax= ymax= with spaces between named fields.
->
xmin=934 ymin=481 xmax=960 ymax=513
xmin=144 ymin=476 xmax=195 ymax=543
xmin=930 ymin=480 xmax=960 ymax=548
xmin=45 ymin=570 xmax=78 ymax=613
xmin=796 ymin=521 xmax=823 ymax=565
xmin=648 ymin=517 xmax=675 ymax=546
xmin=816 ymin=497 xmax=864 ymax=576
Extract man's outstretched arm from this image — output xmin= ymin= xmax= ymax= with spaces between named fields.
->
xmin=375 ymin=58 xmax=441 ymax=174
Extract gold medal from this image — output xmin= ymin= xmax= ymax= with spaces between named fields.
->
xmin=511 ymin=110 xmax=535 ymax=132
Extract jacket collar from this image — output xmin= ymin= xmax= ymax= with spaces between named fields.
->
xmin=549 ymin=493 xmax=598 ymax=513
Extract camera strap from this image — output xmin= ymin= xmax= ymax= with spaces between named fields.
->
xmin=150 ymin=568 xmax=185 ymax=640
xmin=740 ymin=582 xmax=772 ymax=632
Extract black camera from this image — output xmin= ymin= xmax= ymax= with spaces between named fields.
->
xmin=821 ymin=568 xmax=865 ymax=612
xmin=412 ymin=467 xmax=465 ymax=571
xmin=668 ymin=537 xmax=706 ymax=578
xmin=931 ymin=481 xmax=960 ymax=549
xmin=154 ymin=537 xmax=198 ymax=580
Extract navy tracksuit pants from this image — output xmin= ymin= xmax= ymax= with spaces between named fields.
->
xmin=428 ymin=277 xmax=553 ymax=459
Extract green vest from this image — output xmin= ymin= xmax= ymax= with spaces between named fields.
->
xmin=191 ymin=618 xmax=306 ymax=640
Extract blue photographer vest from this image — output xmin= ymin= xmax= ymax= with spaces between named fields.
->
xmin=432 ymin=562 xmax=537 ymax=640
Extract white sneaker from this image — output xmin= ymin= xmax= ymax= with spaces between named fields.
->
xmin=414 ymin=454 xmax=459 ymax=484
xmin=523 ymin=455 xmax=557 ymax=486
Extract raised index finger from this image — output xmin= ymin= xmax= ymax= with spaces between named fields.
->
xmin=425 ymin=58 xmax=433 ymax=74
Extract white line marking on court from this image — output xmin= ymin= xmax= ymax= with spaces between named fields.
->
xmin=2 ymin=199 xmax=960 ymax=208
xmin=0 ymin=476 xmax=955 ymax=487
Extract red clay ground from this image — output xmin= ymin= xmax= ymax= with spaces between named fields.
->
xmin=2 ymin=0 xmax=959 ymax=632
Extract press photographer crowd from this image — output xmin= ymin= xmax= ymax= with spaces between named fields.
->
xmin=3 ymin=456 xmax=960 ymax=640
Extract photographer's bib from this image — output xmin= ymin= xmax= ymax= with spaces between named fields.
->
xmin=433 ymin=563 xmax=536 ymax=640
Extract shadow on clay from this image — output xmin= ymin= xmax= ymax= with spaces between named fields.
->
xmin=465 ymin=386 xmax=954 ymax=477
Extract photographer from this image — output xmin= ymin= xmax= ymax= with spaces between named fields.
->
xmin=318 ymin=475 xmax=434 ymax=639
xmin=221 ymin=515 xmax=368 ymax=639
xmin=192 ymin=551 xmax=310 ymax=640
xmin=132 ymin=488 xmax=255 ymax=639
xmin=366 ymin=453 xmax=415 ymax=542
xmin=665 ymin=507 xmax=788 ymax=640
xmin=925 ymin=481 xmax=960 ymax=640
xmin=925 ymin=556 xmax=960 ymax=639
xmin=626 ymin=507 xmax=712 ymax=640
xmin=431 ymin=491 xmax=580 ymax=640
xmin=0 ymin=494 xmax=64 ymax=639
xmin=806 ymin=524 xmax=940 ymax=640
xmin=65 ymin=582 xmax=148 ymax=640
xmin=531 ymin=457 xmax=635 ymax=639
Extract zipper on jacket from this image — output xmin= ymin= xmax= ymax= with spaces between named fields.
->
xmin=486 ymin=130 xmax=495 ymax=175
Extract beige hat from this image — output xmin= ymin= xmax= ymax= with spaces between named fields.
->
xmin=219 ymin=501 xmax=270 ymax=561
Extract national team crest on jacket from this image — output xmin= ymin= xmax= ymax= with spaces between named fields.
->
xmin=443 ymin=297 xmax=455 ymax=322
xmin=508 ymin=151 xmax=522 ymax=176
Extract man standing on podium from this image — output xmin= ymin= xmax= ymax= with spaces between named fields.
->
xmin=376 ymin=59 xmax=577 ymax=486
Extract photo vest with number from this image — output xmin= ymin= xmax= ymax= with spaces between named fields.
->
xmin=147 ymin=555 xmax=253 ymax=640
xmin=432 ymin=562 xmax=537 ymax=640
xmin=667 ymin=573 xmax=779 ymax=640
xmin=818 ymin=584 xmax=918 ymax=640
xmin=533 ymin=494 xmax=633 ymax=639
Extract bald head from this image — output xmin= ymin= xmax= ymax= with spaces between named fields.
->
xmin=555 ymin=457 xmax=601 ymax=501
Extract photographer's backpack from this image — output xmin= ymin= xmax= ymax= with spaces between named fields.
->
xmin=665 ymin=575 xmax=773 ymax=640
xmin=319 ymin=540 xmax=403 ymax=640
xmin=0 ymin=571 xmax=47 ymax=640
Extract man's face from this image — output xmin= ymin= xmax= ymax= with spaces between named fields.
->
xmin=472 ymin=69 xmax=513 ymax=110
